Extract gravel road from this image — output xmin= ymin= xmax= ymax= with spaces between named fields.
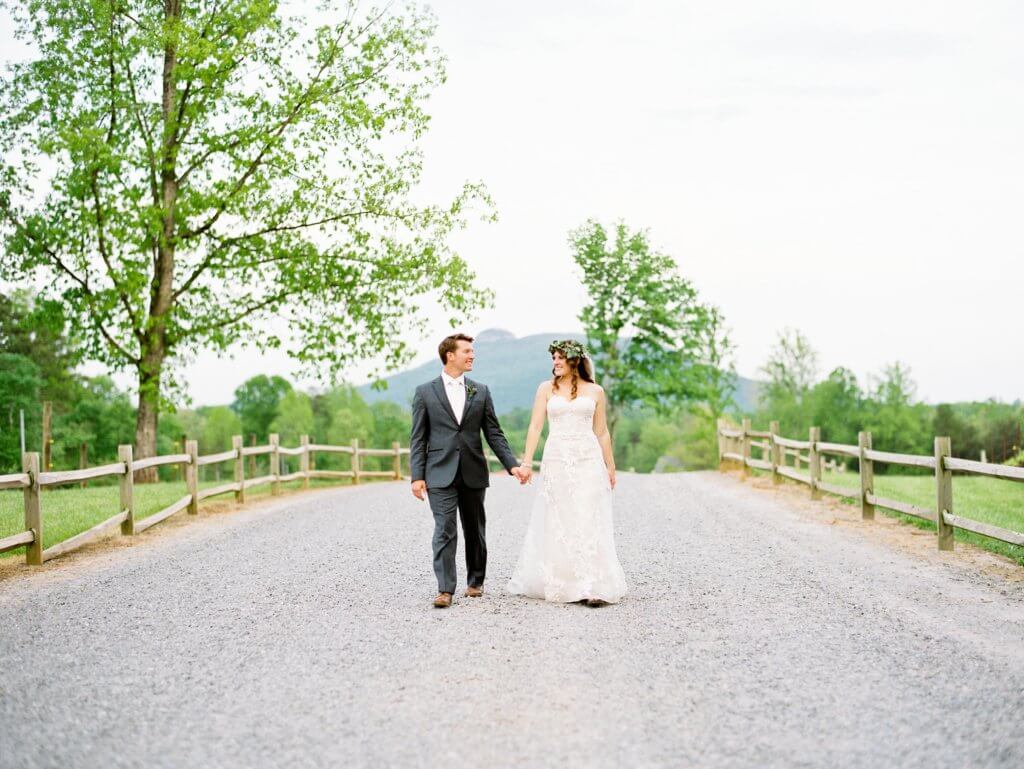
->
xmin=2 ymin=471 xmax=1023 ymax=769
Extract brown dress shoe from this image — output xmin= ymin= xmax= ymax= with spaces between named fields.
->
xmin=433 ymin=592 xmax=453 ymax=608
xmin=464 ymin=585 xmax=483 ymax=598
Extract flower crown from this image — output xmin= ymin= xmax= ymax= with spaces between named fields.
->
xmin=548 ymin=339 xmax=588 ymax=360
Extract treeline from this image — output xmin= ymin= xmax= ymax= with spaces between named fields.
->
xmin=1 ymin=290 xmax=414 ymax=473
xmin=749 ymin=330 xmax=1023 ymax=467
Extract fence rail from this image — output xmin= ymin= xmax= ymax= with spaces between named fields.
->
xmin=1 ymin=434 xmax=425 ymax=566
xmin=718 ymin=419 xmax=1024 ymax=552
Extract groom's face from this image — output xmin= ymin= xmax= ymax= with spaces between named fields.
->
xmin=449 ymin=340 xmax=474 ymax=373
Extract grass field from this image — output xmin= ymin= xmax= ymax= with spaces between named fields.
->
xmin=771 ymin=466 xmax=1024 ymax=565
xmin=0 ymin=477 xmax=362 ymax=559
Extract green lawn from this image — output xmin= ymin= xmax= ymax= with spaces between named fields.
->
xmin=0 ymin=476 xmax=367 ymax=558
xmin=774 ymin=466 xmax=1024 ymax=565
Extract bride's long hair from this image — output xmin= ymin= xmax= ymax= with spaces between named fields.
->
xmin=552 ymin=354 xmax=595 ymax=400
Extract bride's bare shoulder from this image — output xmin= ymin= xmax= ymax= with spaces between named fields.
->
xmin=582 ymin=382 xmax=605 ymax=399
xmin=536 ymin=380 xmax=554 ymax=395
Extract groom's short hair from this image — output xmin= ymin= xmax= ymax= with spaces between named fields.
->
xmin=439 ymin=333 xmax=474 ymax=363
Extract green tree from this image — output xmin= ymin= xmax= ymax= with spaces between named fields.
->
xmin=933 ymin=403 xmax=981 ymax=460
xmin=570 ymin=220 xmax=708 ymax=434
xmin=369 ymin=400 xmax=411 ymax=448
xmin=0 ymin=353 xmax=41 ymax=470
xmin=690 ymin=304 xmax=737 ymax=450
xmin=808 ymin=367 xmax=863 ymax=448
xmin=52 ymin=376 xmax=135 ymax=468
xmin=319 ymin=386 xmax=373 ymax=447
xmin=0 ymin=1 xmax=493 ymax=471
xmin=864 ymin=362 xmax=931 ymax=461
xmin=759 ymin=328 xmax=819 ymax=433
xmin=200 ymin=406 xmax=241 ymax=454
xmin=0 ymin=289 xmax=81 ymax=406
xmin=269 ymin=390 xmax=314 ymax=446
xmin=232 ymin=375 xmax=292 ymax=440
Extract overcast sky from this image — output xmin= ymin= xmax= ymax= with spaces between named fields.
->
xmin=5 ymin=1 xmax=1023 ymax=405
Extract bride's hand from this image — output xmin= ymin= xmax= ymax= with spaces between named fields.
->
xmin=608 ymin=467 xmax=616 ymax=490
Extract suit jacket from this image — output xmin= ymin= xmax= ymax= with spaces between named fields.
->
xmin=409 ymin=376 xmax=518 ymax=489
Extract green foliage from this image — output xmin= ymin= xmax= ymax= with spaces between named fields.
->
xmin=269 ymin=390 xmax=315 ymax=446
xmin=51 ymin=376 xmax=136 ymax=468
xmin=369 ymin=401 xmax=411 ymax=450
xmin=0 ymin=0 xmax=494 ymax=454
xmin=688 ymin=304 xmax=738 ymax=443
xmin=758 ymin=328 xmax=818 ymax=433
xmin=200 ymin=406 xmax=242 ymax=453
xmin=863 ymin=363 xmax=931 ymax=457
xmin=570 ymin=220 xmax=709 ymax=433
xmin=232 ymin=375 xmax=293 ymax=439
xmin=0 ymin=290 xmax=82 ymax=405
xmin=0 ymin=352 xmax=41 ymax=467
xmin=750 ymin=331 xmax=1023 ymax=469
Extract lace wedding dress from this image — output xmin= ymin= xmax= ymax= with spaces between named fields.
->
xmin=506 ymin=394 xmax=628 ymax=603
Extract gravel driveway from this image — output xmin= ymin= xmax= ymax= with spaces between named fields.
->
xmin=2 ymin=471 xmax=1023 ymax=769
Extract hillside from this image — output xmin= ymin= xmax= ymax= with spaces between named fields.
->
xmin=358 ymin=329 xmax=762 ymax=414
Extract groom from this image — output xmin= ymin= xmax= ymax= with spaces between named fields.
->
xmin=410 ymin=333 xmax=527 ymax=608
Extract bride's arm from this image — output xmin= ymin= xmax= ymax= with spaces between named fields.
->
xmin=592 ymin=388 xmax=616 ymax=489
xmin=519 ymin=383 xmax=549 ymax=468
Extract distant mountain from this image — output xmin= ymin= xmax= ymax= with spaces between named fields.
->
xmin=358 ymin=328 xmax=762 ymax=413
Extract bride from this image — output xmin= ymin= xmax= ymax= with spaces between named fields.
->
xmin=507 ymin=339 xmax=628 ymax=606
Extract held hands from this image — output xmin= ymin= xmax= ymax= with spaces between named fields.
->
xmin=511 ymin=465 xmax=532 ymax=485
xmin=411 ymin=480 xmax=427 ymax=501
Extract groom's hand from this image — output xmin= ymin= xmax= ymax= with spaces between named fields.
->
xmin=411 ymin=480 xmax=427 ymax=501
xmin=511 ymin=466 xmax=532 ymax=485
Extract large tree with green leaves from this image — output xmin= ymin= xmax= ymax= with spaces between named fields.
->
xmin=569 ymin=219 xmax=709 ymax=433
xmin=231 ymin=374 xmax=292 ymax=438
xmin=0 ymin=1 xmax=492 ymax=472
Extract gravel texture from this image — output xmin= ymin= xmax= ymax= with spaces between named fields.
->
xmin=1 ymin=471 xmax=1023 ymax=769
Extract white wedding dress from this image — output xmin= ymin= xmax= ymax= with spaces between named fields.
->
xmin=506 ymin=394 xmax=628 ymax=603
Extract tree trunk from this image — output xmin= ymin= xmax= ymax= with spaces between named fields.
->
xmin=131 ymin=0 xmax=179 ymax=483
xmin=134 ymin=355 xmax=163 ymax=482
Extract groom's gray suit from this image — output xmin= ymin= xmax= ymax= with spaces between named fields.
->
xmin=410 ymin=376 xmax=518 ymax=593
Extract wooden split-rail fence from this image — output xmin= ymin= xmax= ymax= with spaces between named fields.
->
xmin=717 ymin=418 xmax=1024 ymax=551
xmin=0 ymin=435 xmax=410 ymax=566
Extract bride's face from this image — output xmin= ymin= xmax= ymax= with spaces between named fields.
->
xmin=552 ymin=351 xmax=568 ymax=377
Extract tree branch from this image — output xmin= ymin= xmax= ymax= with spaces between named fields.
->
xmin=170 ymin=209 xmax=385 ymax=301
xmin=178 ymin=25 xmax=352 ymax=242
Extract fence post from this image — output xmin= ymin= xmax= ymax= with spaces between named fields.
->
xmin=858 ymin=431 xmax=874 ymax=520
xmin=300 ymin=435 xmax=310 ymax=489
xmin=769 ymin=420 xmax=780 ymax=484
xmin=392 ymin=441 xmax=402 ymax=480
xmin=935 ymin=436 xmax=955 ymax=551
xmin=809 ymin=426 xmax=821 ymax=500
xmin=233 ymin=435 xmax=245 ymax=503
xmin=23 ymin=452 xmax=42 ymax=565
xmin=740 ymin=418 xmax=751 ymax=479
xmin=352 ymin=438 xmax=361 ymax=485
xmin=185 ymin=440 xmax=199 ymax=515
xmin=118 ymin=444 xmax=134 ymax=535
xmin=270 ymin=433 xmax=280 ymax=495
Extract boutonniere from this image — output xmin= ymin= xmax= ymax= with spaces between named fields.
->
xmin=465 ymin=383 xmax=477 ymax=399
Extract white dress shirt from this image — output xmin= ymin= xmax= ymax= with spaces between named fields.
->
xmin=441 ymin=371 xmax=466 ymax=424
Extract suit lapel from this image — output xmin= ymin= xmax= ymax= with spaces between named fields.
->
xmin=460 ymin=378 xmax=477 ymax=423
xmin=431 ymin=376 xmax=460 ymax=427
